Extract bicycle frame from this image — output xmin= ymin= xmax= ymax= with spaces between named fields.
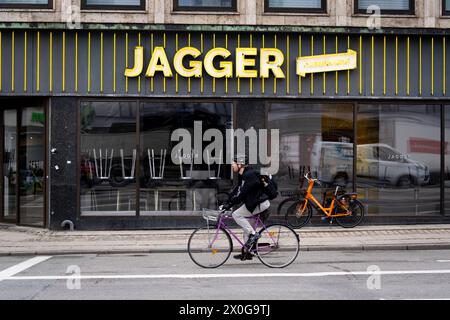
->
xmin=207 ymin=214 xmax=278 ymax=252
xmin=301 ymin=176 xmax=351 ymax=218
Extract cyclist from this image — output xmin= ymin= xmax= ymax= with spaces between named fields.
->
xmin=220 ymin=154 xmax=270 ymax=261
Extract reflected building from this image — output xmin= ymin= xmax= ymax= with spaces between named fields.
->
xmin=1 ymin=1 xmax=450 ymax=228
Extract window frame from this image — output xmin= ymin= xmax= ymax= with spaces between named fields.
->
xmin=354 ymin=0 xmax=415 ymax=15
xmin=0 ymin=0 xmax=52 ymax=9
xmin=264 ymin=0 xmax=327 ymax=13
xmin=173 ymin=0 xmax=237 ymax=12
xmin=444 ymin=0 xmax=450 ymax=16
xmin=80 ymin=0 xmax=146 ymax=11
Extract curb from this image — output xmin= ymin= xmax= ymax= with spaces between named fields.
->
xmin=300 ymin=243 xmax=450 ymax=251
xmin=2 ymin=243 xmax=450 ymax=256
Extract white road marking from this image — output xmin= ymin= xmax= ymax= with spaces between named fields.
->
xmin=405 ymin=298 xmax=450 ymax=300
xmin=436 ymin=260 xmax=450 ymax=262
xmin=0 ymin=256 xmax=52 ymax=282
xmin=4 ymin=269 xmax=450 ymax=281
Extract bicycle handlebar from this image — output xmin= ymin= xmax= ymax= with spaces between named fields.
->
xmin=304 ymin=172 xmax=319 ymax=184
xmin=304 ymin=172 xmax=328 ymax=187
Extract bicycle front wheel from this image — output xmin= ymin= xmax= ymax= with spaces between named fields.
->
xmin=285 ymin=199 xmax=312 ymax=229
xmin=188 ymin=226 xmax=232 ymax=268
xmin=256 ymin=224 xmax=300 ymax=268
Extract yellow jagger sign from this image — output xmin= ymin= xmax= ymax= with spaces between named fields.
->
xmin=125 ymin=45 xmax=357 ymax=79
xmin=296 ymin=49 xmax=357 ymax=77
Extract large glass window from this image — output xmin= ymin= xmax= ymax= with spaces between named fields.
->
xmin=81 ymin=0 xmax=145 ymax=10
xmin=139 ymin=102 xmax=232 ymax=215
xmin=357 ymin=104 xmax=441 ymax=217
xmin=265 ymin=0 xmax=326 ymax=12
xmin=0 ymin=0 xmax=51 ymax=8
xmin=80 ymin=101 xmax=233 ymax=216
xmin=445 ymin=106 xmax=450 ymax=215
xmin=80 ymin=101 xmax=137 ymax=216
xmin=268 ymin=103 xmax=354 ymax=216
xmin=355 ymin=0 xmax=414 ymax=14
xmin=174 ymin=0 xmax=236 ymax=11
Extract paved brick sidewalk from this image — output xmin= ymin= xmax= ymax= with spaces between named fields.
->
xmin=1 ymin=223 xmax=450 ymax=256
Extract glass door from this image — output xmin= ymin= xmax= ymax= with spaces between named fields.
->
xmin=18 ymin=107 xmax=45 ymax=226
xmin=2 ymin=109 xmax=17 ymax=222
xmin=1 ymin=105 xmax=46 ymax=227
xmin=445 ymin=105 xmax=450 ymax=215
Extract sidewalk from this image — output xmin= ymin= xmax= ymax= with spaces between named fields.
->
xmin=1 ymin=223 xmax=450 ymax=256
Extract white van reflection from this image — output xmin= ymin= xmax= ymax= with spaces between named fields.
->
xmin=311 ymin=141 xmax=430 ymax=187
xmin=357 ymin=143 xmax=430 ymax=187
xmin=310 ymin=141 xmax=353 ymax=186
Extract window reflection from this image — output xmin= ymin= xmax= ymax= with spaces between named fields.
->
xmin=0 ymin=0 xmax=48 ymax=4
xmin=79 ymin=101 xmax=233 ymax=216
xmin=176 ymin=0 xmax=233 ymax=8
xmin=357 ymin=0 xmax=411 ymax=11
xmin=139 ymin=102 xmax=232 ymax=214
xmin=357 ymin=104 xmax=440 ymax=216
xmin=268 ymin=103 xmax=354 ymax=213
xmin=357 ymin=143 xmax=430 ymax=187
xmin=84 ymin=0 xmax=141 ymax=6
xmin=268 ymin=0 xmax=323 ymax=9
xmin=80 ymin=101 xmax=137 ymax=216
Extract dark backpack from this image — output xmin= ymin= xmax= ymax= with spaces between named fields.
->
xmin=259 ymin=174 xmax=278 ymax=200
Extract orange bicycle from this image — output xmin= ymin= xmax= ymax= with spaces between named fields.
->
xmin=285 ymin=172 xmax=365 ymax=228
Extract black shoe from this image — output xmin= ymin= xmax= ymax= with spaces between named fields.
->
xmin=233 ymin=248 xmax=253 ymax=261
xmin=244 ymin=233 xmax=260 ymax=249
xmin=233 ymin=252 xmax=253 ymax=261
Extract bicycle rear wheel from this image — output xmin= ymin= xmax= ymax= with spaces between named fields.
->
xmin=256 ymin=224 xmax=300 ymax=268
xmin=335 ymin=199 xmax=365 ymax=228
xmin=188 ymin=226 xmax=232 ymax=268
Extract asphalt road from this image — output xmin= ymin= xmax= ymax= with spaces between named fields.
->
xmin=1 ymin=250 xmax=450 ymax=300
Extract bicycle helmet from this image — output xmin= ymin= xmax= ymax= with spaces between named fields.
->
xmin=233 ymin=154 xmax=248 ymax=165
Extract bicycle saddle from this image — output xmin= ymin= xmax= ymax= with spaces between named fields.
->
xmin=337 ymin=192 xmax=358 ymax=201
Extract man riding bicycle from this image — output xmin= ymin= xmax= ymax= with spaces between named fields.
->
xmin=220 ymin=154 xmax=271 ymax=261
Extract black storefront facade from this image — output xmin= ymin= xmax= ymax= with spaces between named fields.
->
xmin=1 ymin=24 xmax=450 ymax=230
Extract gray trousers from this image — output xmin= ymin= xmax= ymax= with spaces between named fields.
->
xmin=232 ymin=200 xmax=270 ymax=243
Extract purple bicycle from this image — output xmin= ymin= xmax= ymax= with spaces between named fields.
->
xmin=188 ymin=208 xmax=300 ymax=268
